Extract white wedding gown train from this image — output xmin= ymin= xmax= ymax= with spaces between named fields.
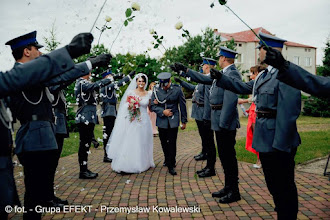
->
xmin=106 ymin=90 xmax=155 ymax=173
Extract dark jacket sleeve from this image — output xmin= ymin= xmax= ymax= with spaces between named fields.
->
xmin=186 ymin=69 xmax=213 ymax=85
xmin=180 ymin=80 xmax=196 ymax=91
xmin=178 ymin=89 xmax=188 ymax=124
xmin=220 ymin=71 xmax=240 ymax=129
xmin=277 ymin=62 xmax=330 ymax=97
xmin=48 ymin=62 xmax=89 ymax=92
xmin=203 ymin=85 xmax=211 ymax=121
xmin=103 ymin=74 xmax=132 ymax=92
xmin=81 ymin=78 xmax=112 ymax=93
xmin=0 ymin=47 xmax=74 ymax=98
xmin=217 ymin=74 xmax=253 ymax=95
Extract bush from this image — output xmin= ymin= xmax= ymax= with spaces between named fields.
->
xmin=303 ymin=39 xmax=330 ymax=117
xmin=303 ymin=97 xmax=330 ymax=117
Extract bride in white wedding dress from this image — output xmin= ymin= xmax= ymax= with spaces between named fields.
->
xmin=106 ymin=73 xmax=155 ymax=173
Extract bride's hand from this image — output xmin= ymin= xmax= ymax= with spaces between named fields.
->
xmin=163 ymin=109 xmax=173 ymax=117
xmin=180 ymin=123 xmax=186 ymax=130
xmin=153 ymin=99 xmax=158 ymax=104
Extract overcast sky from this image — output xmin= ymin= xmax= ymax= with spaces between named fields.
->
xmin=1 ymin=0 xmax=329 ymax=71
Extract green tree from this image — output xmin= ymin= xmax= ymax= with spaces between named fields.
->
xmin=162 ymin=27 xmax=222 ymax=71
xmin=303 ymin=39 xmax=330 ymax=117
xmin=43 ymin=22 xmax=60 ymax=52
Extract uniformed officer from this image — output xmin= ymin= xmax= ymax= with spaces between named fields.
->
xmin=150 ymin=72 xmax=188 ymax=175
xmin=75 ymin=70 xmax=134 ymax=179
xmin=212 ymin=33 xmax=301 ymax=219
xmin=100 ymin=69 xmax=135 ymax=162
xmin=172 ymin=47 xmax=242 ymax=203
xmin=173 ymin=57 xmax=217 ymax=178
xmin=0 ymin=34 xmax=93 ymax=220
xmin=5 ymin=31 xmax=95 ymax=219
xmin=262 ymin=47 xmax=330 ymax=97
xmin=49 ymin=54 xmax=111 ymax=205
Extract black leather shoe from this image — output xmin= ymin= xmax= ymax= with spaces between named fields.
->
xmin=196 ymin=167 xmax=207 ymax=174
xmin=92 ymin=140 xmax=100 ymax=148
xmin=219 ymin=190 xmax=241 ymax=204
xmin=168 ymin=168 xmax=177 ymax=175
xmin=198 ymin=168 xmax=216 ymax=178
xmin=53 ymin=196 xmax=68 ymax=205
xmin=79 ymin=170 xmax=98 ymax=179
xmin=103 ymin=157 xmax=112 ymax=163
xmin=195 ymin=153 xmax=207 ymax=161
xmin=194 ymin=152 xmax=204 ymax=159
xmin=163 ymin=162 xmax=176 ymax=167
xmin=212 ymin=187 xmax=229 ymax=198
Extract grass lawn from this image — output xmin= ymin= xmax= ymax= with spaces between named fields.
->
xmin=235 ymin=130 xmax=330 ymax=164
xmin=62 ymin=116 xmax=330 ymax=165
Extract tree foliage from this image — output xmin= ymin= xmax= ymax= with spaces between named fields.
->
xmin=43 ymin=22 xmax=60 ymax=52
xmin=161 ymin=27 xmax=222 ymax=71
xmin=303 ymin=39 xmax=330 ymax=117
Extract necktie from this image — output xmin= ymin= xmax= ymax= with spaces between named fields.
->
xmin=261 ymin=69 xmax=269 ymax=79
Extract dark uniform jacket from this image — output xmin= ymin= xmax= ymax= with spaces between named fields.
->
xmin=11 ymin=62 xmax=89 ymax=155
xmin=49 ymin=83 xmax=72 ymax=136
xmin=184 ymin=66 xmax=241 ymax=131
xmin=150 ymin=84 xmax=188 ymax=129
xmin=277 ymin=62 xmax=330 ymax=97
xmin=0 ymin=47 xmax=78 ymax=210
xmin=180 ymin=79 xmax=211 ymax=121
xmin=100 ymin=75 xmax=132 ymax=118
xmin=217 ymin=65 xmax=301 ymax=153
xmin=75 ymin=78 xmax=113 ymax=124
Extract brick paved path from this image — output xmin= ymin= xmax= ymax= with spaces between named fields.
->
xmin=10 ymin=129 xmax=329 ymax=219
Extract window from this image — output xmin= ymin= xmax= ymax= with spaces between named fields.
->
xmin=238 ymin=43 xmax=242 ymax=47
xmin=305 ymin=57 xmax=312 ymax=66
xmin=293 ymin=56 xmax=300 ymax=65
xmin=305 ymin=48 xmax=311 ymax=52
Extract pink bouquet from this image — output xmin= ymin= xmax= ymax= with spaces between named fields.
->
xmin=127 ymin=95 xmax=142 ymax=122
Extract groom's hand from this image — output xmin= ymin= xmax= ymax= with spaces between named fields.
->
xmin=163 ymin=109 xmax=173 ymax=117
xmin=180 ymin=123 xmax=186 ymax=130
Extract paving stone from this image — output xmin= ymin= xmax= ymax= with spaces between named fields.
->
xmin=10 ymin=129 xmax=329 ymax=219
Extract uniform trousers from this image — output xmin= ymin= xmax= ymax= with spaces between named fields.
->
xmin=18 ymin=150 xmax=57 ymax=220
xmin=0 ymin=156 xmax=20 ymax=220
xmin=158 ymin=127 xmax=178 ymax=168
xmin=196 ymin=119 xmax=216 ymax=168
xmin=48 ymin=134 xmax=66 ymax=199
xmin=195 ymin=119 xmax=207 ymax=155
xmin=259 ymin=148 xmax=298 ymax=220
xmin=215 ymin=128 xmax=239 ymax=190
xmin=78 ymin=123 xmax=95 ymax=171
xmin=102 ymin=116 xmax=116 ymax=158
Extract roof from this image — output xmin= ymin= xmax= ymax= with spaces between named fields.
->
xmin=215 ymin=27 xmax=316 ymax=49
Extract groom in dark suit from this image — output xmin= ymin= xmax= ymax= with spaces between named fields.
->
xmin=150 ymin=72 xmax=188 ymax=175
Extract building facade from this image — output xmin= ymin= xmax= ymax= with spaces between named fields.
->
xmin=215 ymin=27 xmax=317 ymax=80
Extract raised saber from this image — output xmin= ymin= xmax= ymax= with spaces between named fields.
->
xmin=218 ymin=0 xmax=269 ymax=49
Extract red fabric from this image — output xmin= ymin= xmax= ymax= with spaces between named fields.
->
xmin=245 ymin=102 xmax=259 ymax=157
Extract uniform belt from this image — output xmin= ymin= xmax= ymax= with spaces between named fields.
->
xmin=256 ymin=110 xmax=277 ymax=118
xmin=192 ymin=100 xmax=204 ymax=107
xmin=210 ymin=104 xmax=223 ymax=110
xmin=54 ymin=108 xmax=66 ymax=114
xmin=104 ymin=102 xmax=116 ymax=106
xmin=20 ymin=115 xmax=54 ymax=124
